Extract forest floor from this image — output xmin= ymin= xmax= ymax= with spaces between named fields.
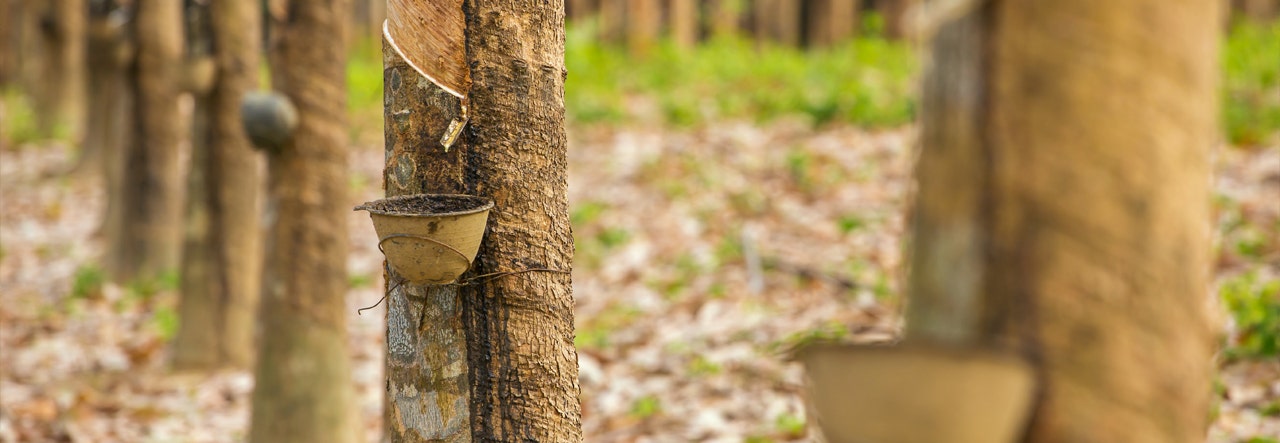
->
xmin=1 ymin=122 xmax=1278 ymax=442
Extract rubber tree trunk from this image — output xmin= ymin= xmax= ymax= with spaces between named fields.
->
xmin=906 ymin=1 xmax=1220 ymax=442
xmin=0 ymin=0 xmax=14 ymax=88
xmin=806 ymin=0 xmax=856 ymax=48
xmin=875 ymin=0 xmax=913 ymax=40
xmin=708 ymin=0 xmax=743 ymax=38
xmin=598 ymin=0 xmax=626 ymax=43
xmin=80 ymin=0 xmax=133 ymax=180
xmin=246 ymin=0 xmax=359 ymax=442
xmin=754 ymin=0 xmax=800 ymax=46
xmin=627 ymin=0 xmax=661 ymax=56
xmin=30 ymin=0 xmax=85 ymax=140
xmin=566 ymin=0 xmax=596 ymax=23
xmin=20 ymin=0 xmax=87 ymax=139
xmin=173 ymin=0 xmax=264 ymax=371
xmin=381 ymin=0 xmax=580 ymax=441
xmin=668 ymin=0 xmax=699 ymax=49
xmin=106 ymin=0 xmax=185 ymax=283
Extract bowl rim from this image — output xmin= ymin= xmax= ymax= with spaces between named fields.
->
xmin=354 ymin=193 xmax=495 ymax=218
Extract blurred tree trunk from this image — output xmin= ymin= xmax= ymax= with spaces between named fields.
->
xmin=21 ymin=0 xmax=87 ymax=139
xmin=708 ymin=0 xmax=743 ymax=38
xmin=806 ymin=0 xmax=856 ymax=47
xmin=1235 ymin=0 xmax=1279 ymax=21
xmin=875 ymin=0 xmax=913 ymax=39
xmin=599 ymin=0 xmax=625 ymax=43
xmin=0 ymin=0 xmax=13 ymax=88
xmin=247 ymin=0 xmax=359 ymax=442
xmin=350 ymin=0 xmax=385 ymax=45
xmin=381 ymin=0 xmax=580 ymax=441
xmin=78 ymin=0 xmax=132 ymax=175
xmin=85 ymin=0 xmax=131 ymax=254
xmin=173 ymin=0 xmax=263 ymax=371
xmin=106 ymin=0 xmax=184 ymax=283
xmin=668 ymin=0 xmax=698 ymax=48
xmin=567 ymin=0 xmax=596 ymax=23
xmin=754 ymin=0 xmax=800 ymax=46
xmin=627 ymin=0 xmax=661 ymax=56
xmin=908 ymin=1 xmax=1220 ymax=442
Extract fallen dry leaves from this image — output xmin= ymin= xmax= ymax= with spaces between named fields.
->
xmin=1 ymin=122 xmax=1277 ymax=442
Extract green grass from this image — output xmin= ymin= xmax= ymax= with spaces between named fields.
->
xmin=0 ymin=90 xmax=42 ymax=148
xmin=1221 ymin=271 xmax=1280 ymax=359
xmin=70 ymin=265 xmax=106 ymax=300
xmin=565 ymin=24 xmax=917 ymax=128
xmin=1223 ymin=20 xmax=1280 ymax=146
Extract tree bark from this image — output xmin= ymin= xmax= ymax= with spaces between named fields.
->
xmin=106 ymin=0 xmax=185 ymax=283
xmin=668 ymin=0 xmax=699 ymax=49
xmin=246 ymin=0 xmax=359 ymax=442
xmin=907 ymin=1 xmax=1220 ymax=442
xmin=806 ymin=0 xmax=856 ymax=47
xmin=381 ymin=0 xmax=580 ymax=441
xmin=173 ymin=0 xmax=263 ymax=371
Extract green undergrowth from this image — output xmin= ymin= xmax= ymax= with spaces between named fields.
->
xmin=1223 ymin=20 xmax=1280 ymax=147
xmin=565 ymin=21 xmax=916 ymax=128
xmin=0 ymin=89 xmax=43 ymax=148
xmin=1221 ymin=270 xmax=1280 ymax=360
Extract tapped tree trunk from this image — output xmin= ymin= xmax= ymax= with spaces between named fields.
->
xmin=173 ymin=0 xmax=263 ymax=371
xmin=106 ymin=0 xmax=185 ymax=283
xmin=907 ymin=1 xmax=1220 ymax=442
xmin=247 ymin=0 xmax=359 ymax=442
xmin=381 ymin=0 xmax=580 ymax=441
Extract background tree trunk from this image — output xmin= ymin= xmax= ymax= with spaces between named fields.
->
xmin=80 ymin=0 xmax=133 ymax=182
xmin=22 ymin=0 xmax=87 ymax=139
xmin=908 ymin=1 xmax=1221 ymax=442
xmin=381 ymin=0 xmax=580 ymax=441
xmin=599 ymin=0 xmax=626 ymax=43
xmin=708 ymin=0 xmax=743 ymax=38
xmin=875 ymin=0 xmax=913 ymax=39
xmin=173 ymin=0 xmax=263 ymax=371
xmin=668 ymin=0 xmax=699 ymax=49
xmin=806 ymin=0 xmax=856 ymax=47
xmin=106 ymin=0 xmax=184 ymax=283
xmin=627 ymin=0 xmax=661 ymax=56
xmin=1235 ymin=0 xmax=1279 ymax=21
xmin=754 ymin=0 xmax=801 ymax=46
xmin=247 ymin=0 xmax=359 ymax=442
xmin=567 ymin=0 xmax=596 ymax=23
xmin=0 ymin=0 xmax=14 ymax=88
